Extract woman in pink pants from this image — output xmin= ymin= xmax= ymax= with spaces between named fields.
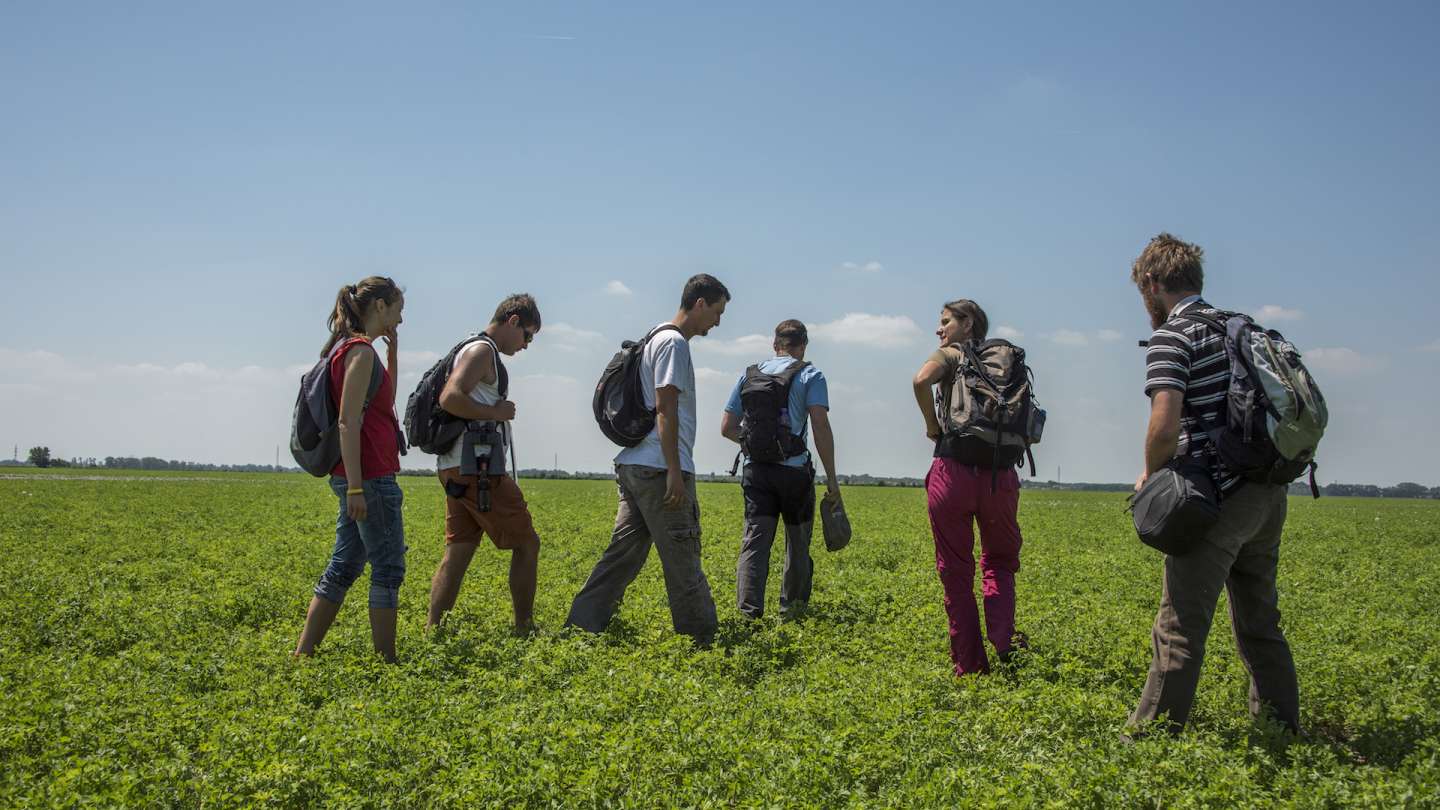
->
xmin=911 ymin=299 xmax=1025 ymax=676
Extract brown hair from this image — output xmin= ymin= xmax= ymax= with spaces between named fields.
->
xmin=773 ymin=319 xmax=808 ymax=349
xmin=490 ymin=293 xmax=542 ymax=330
xmin=1131 ymin=232 xmax=1205 ymax=294
xmin=321 ymin=276 xmax=402 ymax=356
xmin=942 ymin=299 xmax=989 ymax=342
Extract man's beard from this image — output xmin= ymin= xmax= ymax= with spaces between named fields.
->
xmin=1143 ymin=289 xmax=1168 ymax=330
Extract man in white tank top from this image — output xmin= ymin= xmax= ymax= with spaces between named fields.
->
xmin=427 ymin=294 xmax=544 ymax=636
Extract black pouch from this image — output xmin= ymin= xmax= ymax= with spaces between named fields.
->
xmin=1127 ymin=461 xmax=1220 ymax=556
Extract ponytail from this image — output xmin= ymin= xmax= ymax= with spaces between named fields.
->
xmin=321 ymin=276 xmax=401 ymax=356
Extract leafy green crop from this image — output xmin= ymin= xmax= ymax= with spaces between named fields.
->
xmin=1 ymin=472 xmax=1436 ymax=807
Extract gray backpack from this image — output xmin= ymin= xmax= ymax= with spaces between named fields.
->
xmin=938 ymin=339 xmax=1045 ymax=484
xmin=289 ymin=339 xmax=383 ymax=477
xmin=1182 ymin=311 xmax=1328 ymax=497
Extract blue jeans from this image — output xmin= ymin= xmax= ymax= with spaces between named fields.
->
xmin=314 ymin=475 xmax=407 ymax=609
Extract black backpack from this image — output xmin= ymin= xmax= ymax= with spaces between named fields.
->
xmin=736 ymin=360 xmax=810 ymax=465
xmin=290 ymin=339 xmax=383 ymax=476
xmin=404 ymin=333 xmax=508 ymax=455
xmin=593 ymin=324 xmax=681 ymax=447
xmin=937 ymin=339 xmax=1044 ymax=482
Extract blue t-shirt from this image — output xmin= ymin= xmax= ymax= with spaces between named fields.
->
xmin=723 ymin=356 xmax=829 ymax=468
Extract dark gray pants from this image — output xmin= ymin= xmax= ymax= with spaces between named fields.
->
xmin=1129 ymin=482 xmax=1300 ymax=734
xmin=566 ymin=465 xmax=717 ymax=641
xmin=736 ymin=463 xmax=815 ymax=619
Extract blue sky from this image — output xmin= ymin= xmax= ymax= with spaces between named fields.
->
xmin=2 ymin=1 xmax=1437 ymax=484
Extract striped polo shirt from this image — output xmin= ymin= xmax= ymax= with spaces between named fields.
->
xmin=1144 ymin=296 xmax=1242 ymax=495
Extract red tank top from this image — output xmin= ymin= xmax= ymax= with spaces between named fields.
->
xmin=328 ymin=337 xmax=401 ymax=480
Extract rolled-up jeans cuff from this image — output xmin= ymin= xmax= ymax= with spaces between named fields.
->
xmin=368 ymin=584 xmax=400 ymax=610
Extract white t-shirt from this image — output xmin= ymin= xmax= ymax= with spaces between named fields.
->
xmin=438 ymin=337 xmax=505 ymax=471
xmin=614 ymin=324 xmax=697 ymax=473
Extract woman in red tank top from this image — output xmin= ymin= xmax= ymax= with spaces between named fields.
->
xmin=294 ymin=276 xmax=408 ymax=663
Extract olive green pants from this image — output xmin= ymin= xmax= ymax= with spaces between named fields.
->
xmin=1129 ymin=483 xmax=1300 ymax=734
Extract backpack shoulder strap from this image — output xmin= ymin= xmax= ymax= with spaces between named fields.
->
xmin=960 ymin=341 xmax=1002 ymax=389
xmin=1175 ymin=310 xmax=1227 ymax=335
xmin=472 ymin=333 xmax=509 ymax=400
xmin=645 ymin=323 xmax=682 ymax=342
xmin=775 ymin=360 xmax=810 ymax=386
xmin=332 ymin=338 xmax=385 ymax=406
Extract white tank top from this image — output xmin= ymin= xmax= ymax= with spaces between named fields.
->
xmin=437 ymin=338 xmax=505 ymax=471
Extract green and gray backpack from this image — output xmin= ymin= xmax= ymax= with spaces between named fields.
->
xmin=1181 ymin=311 xmax=1328 ymax=497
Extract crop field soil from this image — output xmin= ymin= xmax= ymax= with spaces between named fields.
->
xmin=1 ymin=471 xmax=1437 ymax=807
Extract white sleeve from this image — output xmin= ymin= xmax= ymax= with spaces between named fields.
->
xmin=650 ymin=335 xmax=690 ymax=393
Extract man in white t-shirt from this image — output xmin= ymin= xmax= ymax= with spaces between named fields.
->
xmin=427 ymin=294 xmax=543 ymax=636
xmin=567 ymin=274 xmax=730 ymax=644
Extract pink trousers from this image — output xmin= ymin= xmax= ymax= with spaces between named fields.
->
xmin=925 ymin=457 xmax=1023 ymax=675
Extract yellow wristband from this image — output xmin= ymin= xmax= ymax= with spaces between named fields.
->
xmin=346 ymin=487 xmax=364 ymax=495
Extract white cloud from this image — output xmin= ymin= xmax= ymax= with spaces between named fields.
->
xmin=113 ymin=361 xmax=222 ymax=380
xmin=1418 ymin=338 xmax=1440 ymax=353
xmin=1257 ymin=305 xmax=1304 ymax=322
xmin=1047 ymin=329 xmax=1089 ymax=347
xmin=810 ymin=313 xmax=923 ymax=349
xmin=694 ymin=333 xmax=774 ymax=357
xmin=1095 ymin=329 xmax=1123 ymax=343
xmin=398 ymin=349 xmax=441 ymax=369
xmin=514 ymin=373 xmax=580 ymax=387
xmin=545 ymin=323 xmax=603 ymax=342
xmin=1305 ymin=347 xmax=1386 ymax=375
xmin=605 ymin=280 xmax=633 ymax=297
xmin=994 ymin=325 xmax=1024 ymax=340
xmin=542 ymin=322 xmax=608 ymax=353
xmin=694 ymin=367 xmax=732 ymax=383
xmin=839 ymin=260 xmax=884 ymax=273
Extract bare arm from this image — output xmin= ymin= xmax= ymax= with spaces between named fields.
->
xmin=912 ymin=360 xmax=947 ymax=440
xmin=655 ymin=385 xmax=686 ymax=507
xmin=337 ymin=346 xmax=374 ymax=519
xmin=1143 ymin=389 xmax=1184 ymax=473
xmin=809 ymin=405 xmax=839 ymax=494
xmin=438 ymin=342 xmax=516 ymax=422
xmin=1136 ymin=388 xmax=1184 ymax=490
xmin=720 ymin=411 xmax=742 ymax=444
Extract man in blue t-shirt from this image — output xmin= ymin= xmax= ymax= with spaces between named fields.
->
xmin=721 ymin=319 xmax=840 ymax=620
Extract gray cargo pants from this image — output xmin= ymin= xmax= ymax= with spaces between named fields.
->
xmin=1128 ymin=482 xmax=1300 ymax=734
xmin=736 ymin=462 xmax=816 ymax=619
xmin=566 ymin=464 xmax=718 ymax=642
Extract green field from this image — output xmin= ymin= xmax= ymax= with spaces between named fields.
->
xmin=1 ymin=471 xmax=1437 ymax=807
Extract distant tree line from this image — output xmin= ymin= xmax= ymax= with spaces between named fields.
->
xmin=5 ymin=449 xmax=1438 ymax=498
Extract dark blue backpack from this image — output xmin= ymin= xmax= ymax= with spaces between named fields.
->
xmin=289 ymin=340 xmax=383 ymax=476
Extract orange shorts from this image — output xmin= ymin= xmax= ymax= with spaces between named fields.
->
xmin=438 ymin=468 xmax=538 ymax=550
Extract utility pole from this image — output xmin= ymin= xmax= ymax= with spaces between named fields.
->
xmin=275 ymin=445 xmax=279 ymax=471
